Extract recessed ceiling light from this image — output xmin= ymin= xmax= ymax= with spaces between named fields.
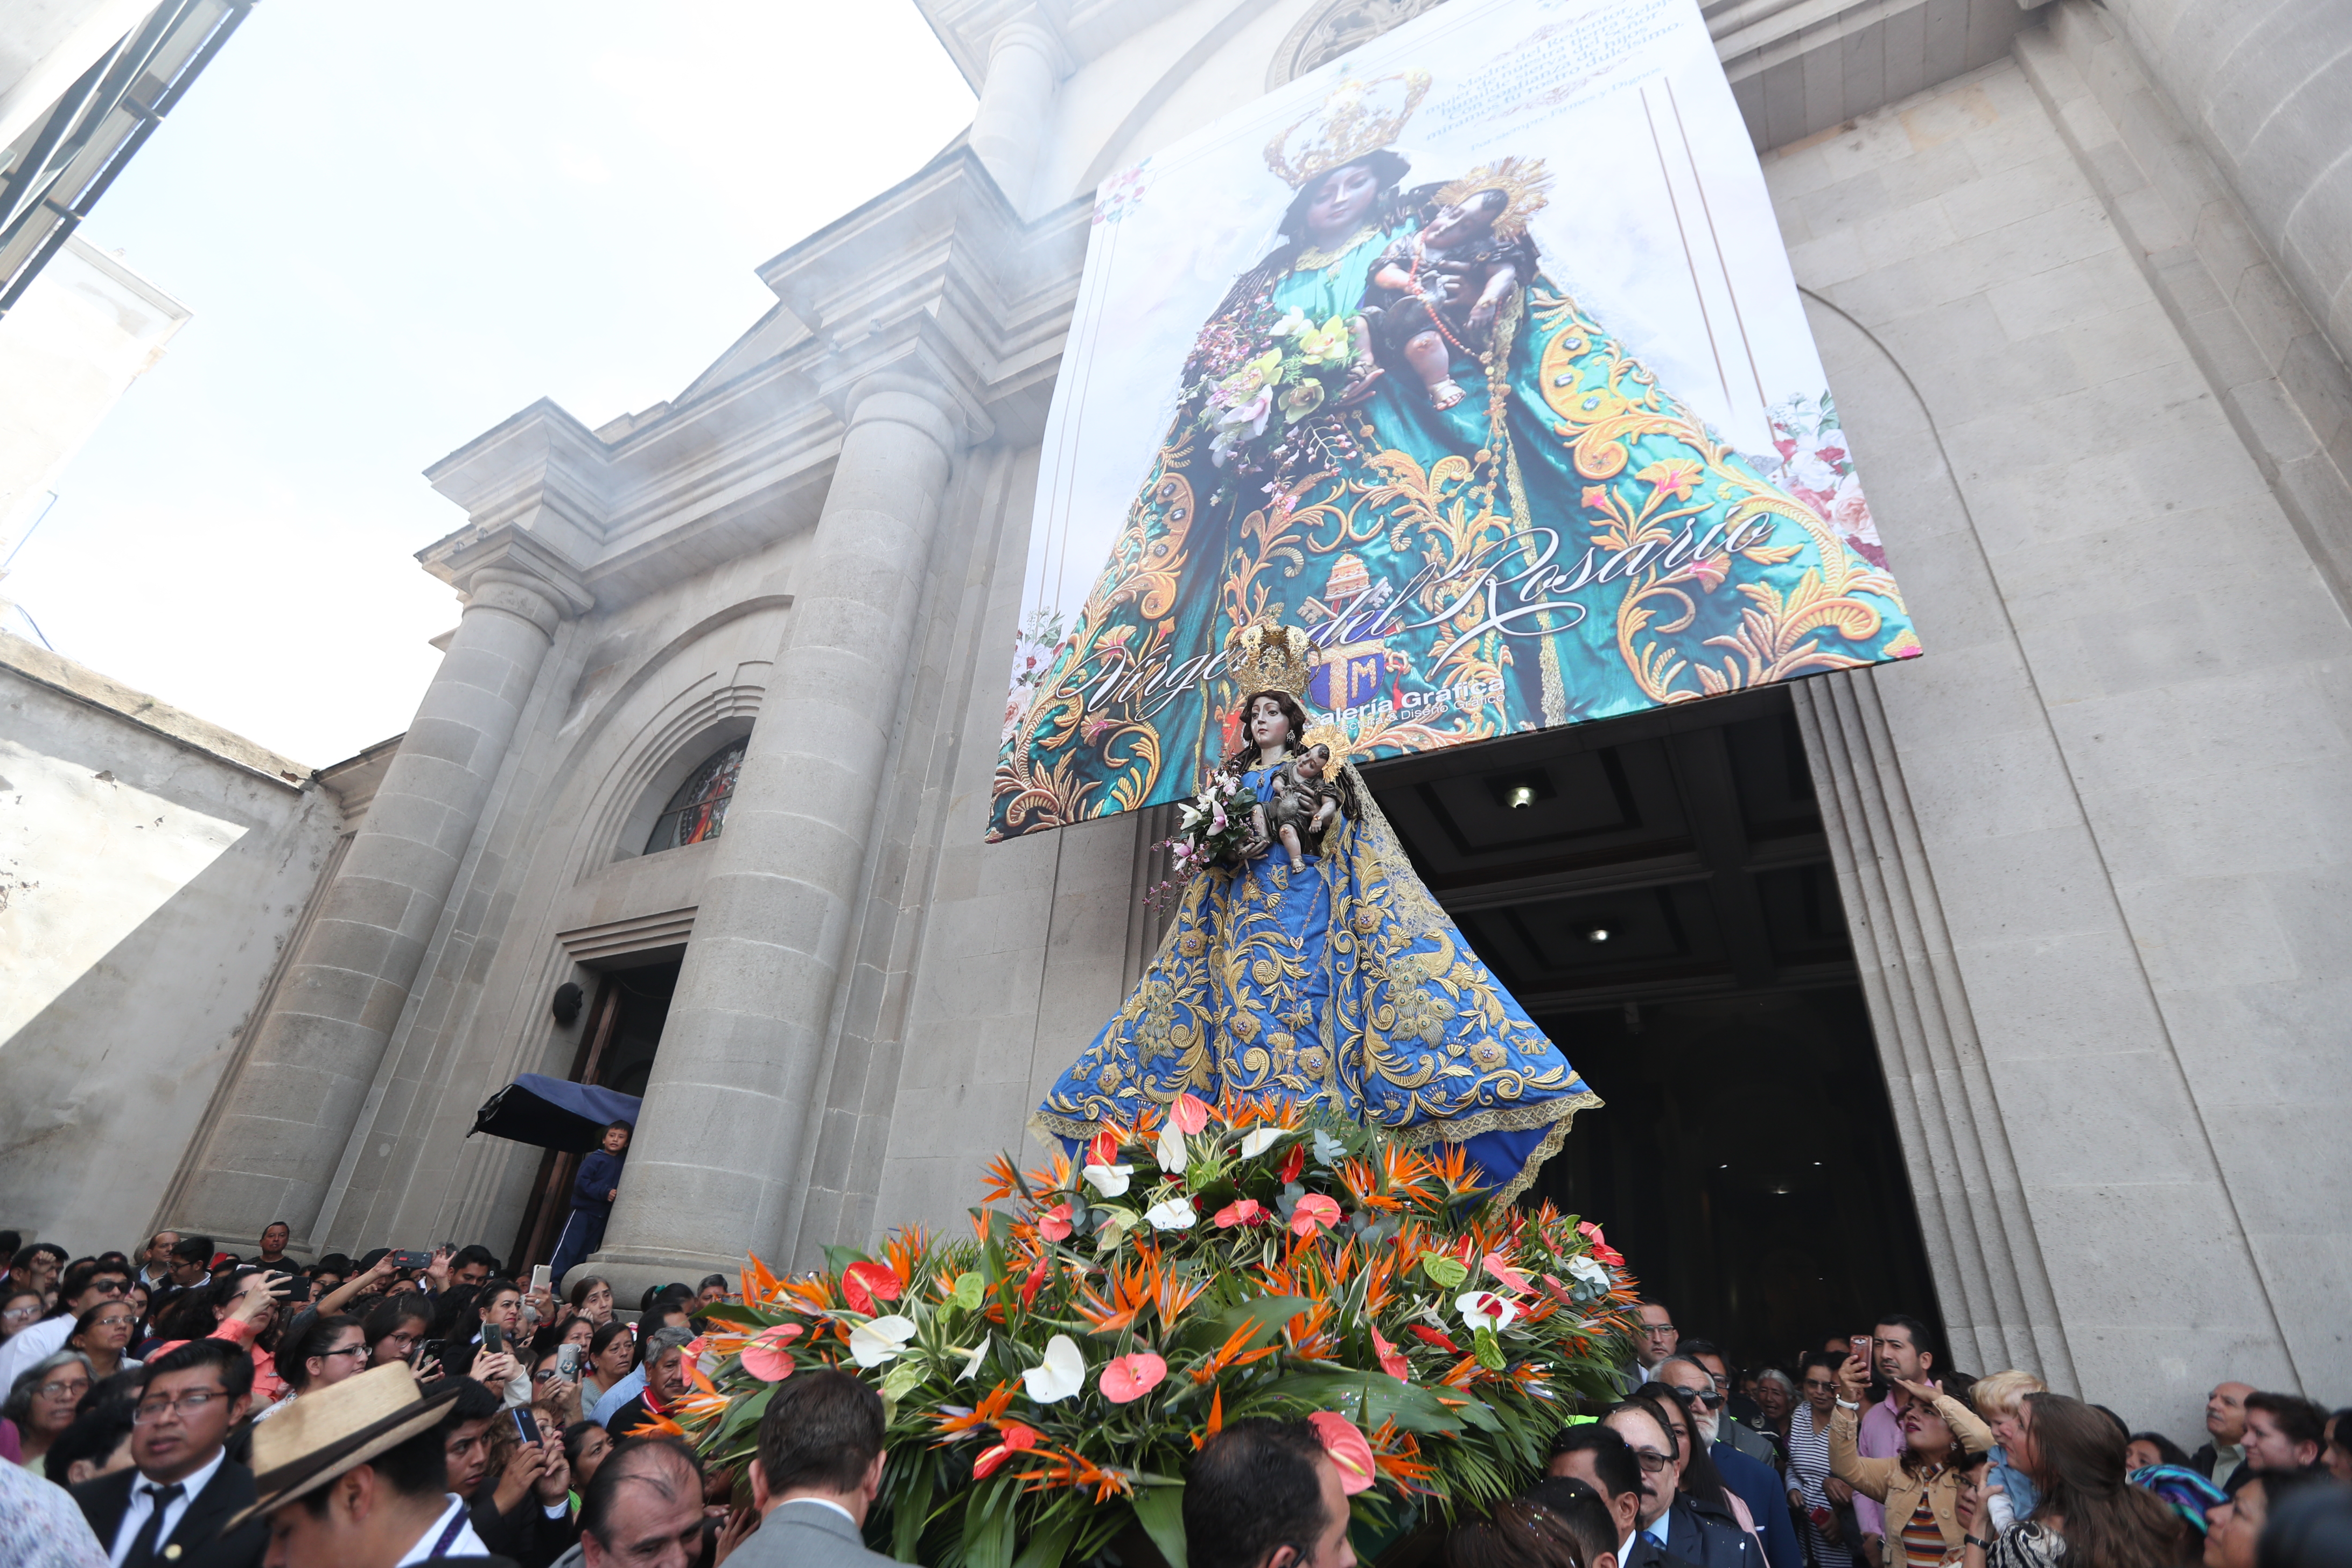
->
xmin=1506 ymin=783 xmax=1537 ymax=809
xmin=1586 ymin=927 xmax=1611 ymax=943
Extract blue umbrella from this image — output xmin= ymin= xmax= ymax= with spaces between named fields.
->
xmin=470 ymin=1073 xmax=642 ymax=1152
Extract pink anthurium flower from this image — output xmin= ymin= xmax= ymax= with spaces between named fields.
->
xmin=1308 ymin=1410 xmax=1377 ymax=1494
xmin=1039 ymin=1201 xmax=1074 ymax=1242
xmin=1482 ymin=1252 xmax=1532 ymax=1294
xmin=1371 ymin=1327 xmax=1410 ymax=1382
xmin=1291 ymin=1194 xmax=1342 ymax=1237
xmin=739 ymin=1324 xmax=803 ymax=1382
xmin=1578 ymin=1220 xmax=1625 ymax=1267
xmin=1171 ymin=1092 xmax=1212 ymax=1135
xmin=1098 ymin=1352 xmax=1168 ymax=1405
xmin=1214 ymin=1198 xmax=1268 ymax=1229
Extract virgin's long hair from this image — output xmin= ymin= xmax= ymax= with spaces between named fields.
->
xmin=2021 ymin=1393 xmax=2185 ymax=1567
xmin=1189 ymin=151 xmax=1417 ymax=367
xmin=1215 ymin=688 xmax=1360 ymax=816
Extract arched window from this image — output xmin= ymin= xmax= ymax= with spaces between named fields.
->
xmin=644 ymin=738 xmax=746 ymax=853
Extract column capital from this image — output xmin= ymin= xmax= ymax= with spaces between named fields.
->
xmin=842 ymin=370 xmax=969 ymax=460
xmin=988 ymin=15 xmax=1069 ymax=76
xmin=424 ymin=524 xmax=596 ymax=634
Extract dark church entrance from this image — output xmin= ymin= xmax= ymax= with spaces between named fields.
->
xmin=1361 ymin=684 xmax=1940 ymax=1373
xmin=509 ymin=954 xmax=680 ymax=1270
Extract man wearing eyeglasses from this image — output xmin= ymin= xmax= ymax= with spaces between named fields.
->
xmin=69 ymin=1337 xmax=265 ymax=1568
xmin=0 ymin=1262 xmax=132 ymax=1391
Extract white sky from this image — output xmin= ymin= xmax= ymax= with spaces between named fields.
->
xmin=4 ymin=2 xmax=974 ymax=766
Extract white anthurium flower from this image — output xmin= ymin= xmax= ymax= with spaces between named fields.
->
xmin=956 ymin=1334 xmax=990 ymax=1382
xmin=1240 ymin=1127 xmax=1284 ymax=1158
xmin=1455 ymin=1291 xmax=1521 ymax=1334
xmin=1023 ymin=1333 xmax=1087 ymax=1404
xmin=1144 ymin=1195 xmax=1198 ymax=1230
xmin=1156 ymin=1121 xmax=1188 ymax=1174
xmin=1564 ymin=1255 xmax=1610 ymax=1291
xmin=848 ymin=1314 xmax=918 ymax=1368
xmin=1082 ymin=1163 xmax=1134 ymax=1198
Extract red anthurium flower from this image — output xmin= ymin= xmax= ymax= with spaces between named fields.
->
xmin=842 ymin=1261 xmax=904 ymax=1315
xmin=971 ymin=1421 xmax=1040 ymax=1479
xmin=740 ymin=1324 xmax=803 ymax=1382
xmin=1308 ymin=1411 xmax=1377 ymax=1495
xmin=1482 ymin=1252 xmax=1532 ymax=1294
xmin=1089 ymin=1129 xmax=1121 ymax=1167
xmin=1407 ymin=1324 xmax=1461 ymax=1354
xmin=1577 ymin=1220 xmax=1625 ymax=1267
xmin=1279 ymin=1143 xmax=1306 ymax=1184
xmin=1171 ymin=1093 xmax=1211 ymax=1135
xmin=1371 ymin=1327 xmax=1410 ymax=1382
xmin=1099 ymin=1352 xmax=1168 ymax=1404
xmin=1039 ymin=1201 xmax=1074 ymax=1242
xmin=1290 ymin=1194 xmax=1341 ymax=1237
xmin=1213 ymin=1199 xmax=1268 ymax=1229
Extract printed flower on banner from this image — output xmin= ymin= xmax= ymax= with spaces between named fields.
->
xmin=1637 ymin=457 xmax=1702 ymax=501
xmin=739 ymin=1324 xmax=803 ymax=1383
xmin=849 ymin=1315 xmax=916 ymax=1368
xmin=1100 ymin=1352 xmax=1168 ymax=1404
xmin=1023 ymin=1334 xmax=1086 ymax=1403
xmin=1310 ymin=1410 xmax=1379 ymax=1494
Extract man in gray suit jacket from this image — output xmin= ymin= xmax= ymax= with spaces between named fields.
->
xmin=722 ymin=1368 xmax=897 ymax=1568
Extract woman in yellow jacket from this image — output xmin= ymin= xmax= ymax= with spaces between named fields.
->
xmin=1828 ymin=1347 xmax=1996 ymax=1567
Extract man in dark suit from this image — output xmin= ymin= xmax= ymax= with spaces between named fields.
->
xmin=71 ymin=1337 xmax=266 ymax=1568
xmin=1542 ymin=1422 xmax=1702 ymax=1568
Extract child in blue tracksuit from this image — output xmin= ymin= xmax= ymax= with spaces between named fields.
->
xmin=549 ymin=1120 xmax=631 ymax=1289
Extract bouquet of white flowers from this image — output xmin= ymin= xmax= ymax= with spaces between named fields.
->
xmin=1143 ymin=772 xmax=1260 ymax=907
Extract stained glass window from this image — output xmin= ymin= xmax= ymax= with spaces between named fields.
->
xmin=644 ymin=738 xmax=746 ymax=853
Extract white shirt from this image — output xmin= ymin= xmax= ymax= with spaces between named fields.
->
xmin=780 ymin=1496 xmax=859 ymax=1528
xmin=0 ymin=1317 xmax=73 ymax=1391
xmin=107 ymin=1447 xmax=227 ymax=1567
xmin=393 ymin=1495 xmax=491 ymax=1564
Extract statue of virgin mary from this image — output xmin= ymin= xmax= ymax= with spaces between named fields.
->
xmin=1033 ymin=621 xmax=1599 ymax=1204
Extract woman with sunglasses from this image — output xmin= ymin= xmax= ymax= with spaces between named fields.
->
xmin=65 ymin=1299 xmax=141 ymax=1382
xmin=254 ymin=1311 xmax=366 ymax=1422
xmin=1829 ymin=1346 xmax=1992 ymax=1568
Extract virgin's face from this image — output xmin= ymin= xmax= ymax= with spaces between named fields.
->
xmin=1249 ymin=697 xmax=1292 ymax=750
xmin=1304 ymin=163 xmax=1381 ymax=244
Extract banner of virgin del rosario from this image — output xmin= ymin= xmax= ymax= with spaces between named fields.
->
xmin=988 ymin=0 xmax=1919 ymax=842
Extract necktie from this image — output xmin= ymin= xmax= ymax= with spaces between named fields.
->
xmin=122 ymin=1481 xmax=186 ymax=1568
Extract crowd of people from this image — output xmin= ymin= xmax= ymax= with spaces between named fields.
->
xmin=0 ymin=1219 xmax=2346 ymax=1568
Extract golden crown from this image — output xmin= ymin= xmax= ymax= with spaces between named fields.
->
xmin=1264 ymin=70 xmax=1431 ymax=190
xmin=1433 ymin=156 xmax=1553 ymax=240
xmin=1223 ymin=618 xmax=1321 ymax=699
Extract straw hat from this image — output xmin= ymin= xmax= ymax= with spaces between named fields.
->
xmin=225 ymin=1362 xmax=465 ymax=1527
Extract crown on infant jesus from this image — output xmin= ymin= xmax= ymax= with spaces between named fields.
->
xmin=1264 ymin=70 xmax=1432 ymax=190
xmin=1224 ymin=618 xmax=1321 ymax=699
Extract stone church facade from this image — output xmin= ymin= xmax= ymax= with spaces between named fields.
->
xmin=146 ymin=0 xmax=2346 ymax=1431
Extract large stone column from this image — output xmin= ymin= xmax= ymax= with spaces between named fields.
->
xmin=176 ymin=541 xmax=582 ymax=1247
xmin=965 ymin=18 xmax=1060 ymax=211
xmin=587 ymin=372 xmax=962 ymax=1293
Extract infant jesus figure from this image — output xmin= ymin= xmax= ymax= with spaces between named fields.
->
xmin=1362 ymin=176 xmax=1539 ymax=409
xmin=1254 ymin=741 xmax=1346 ymax=871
